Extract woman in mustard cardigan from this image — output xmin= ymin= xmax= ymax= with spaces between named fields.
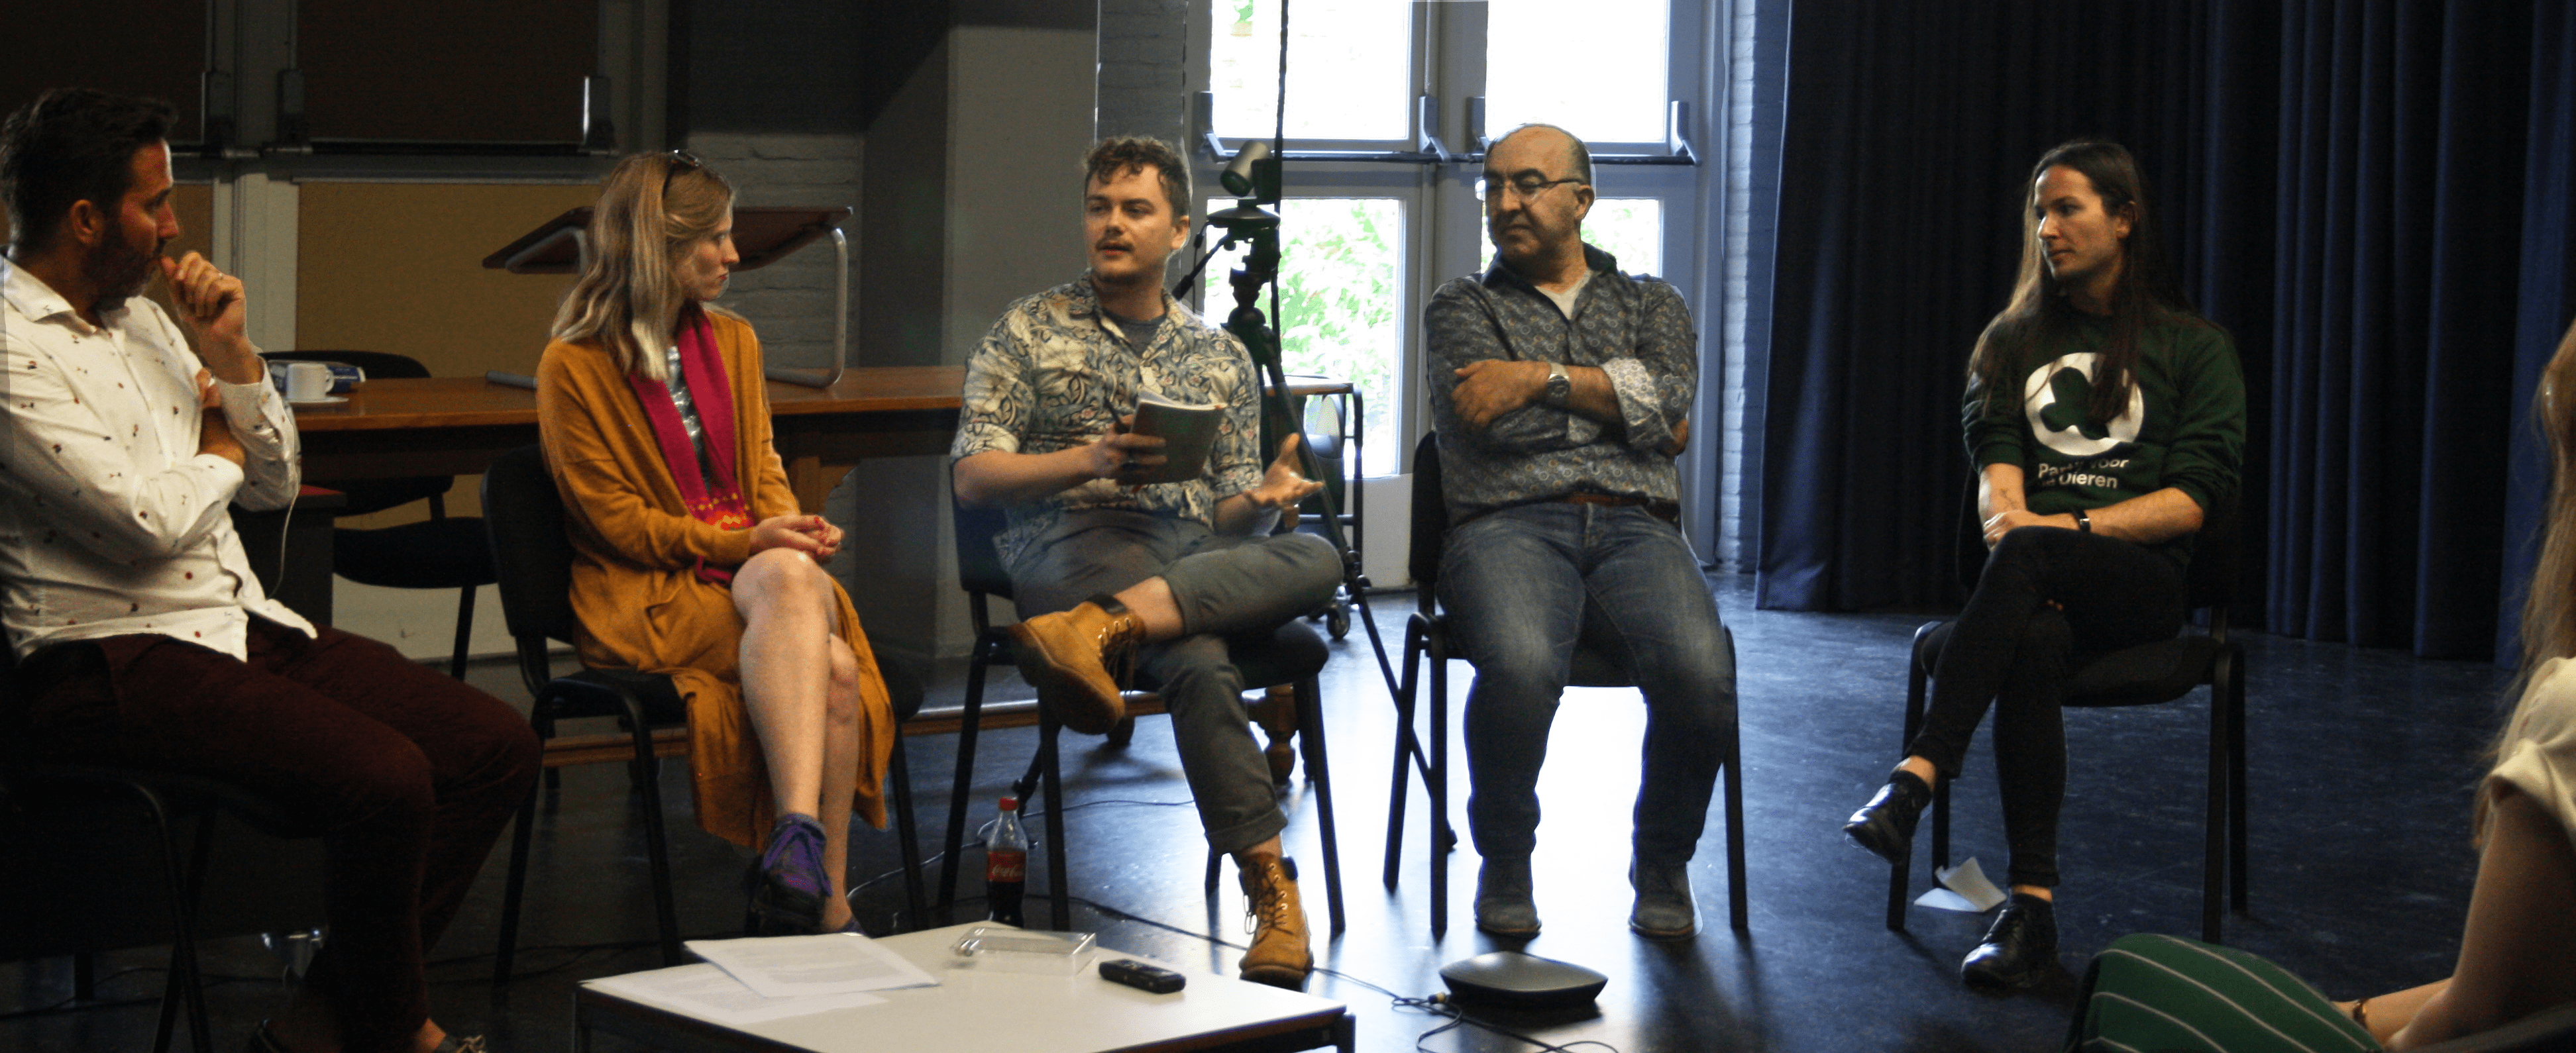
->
xmin=536 ymin=150 xmax=894 ymax=934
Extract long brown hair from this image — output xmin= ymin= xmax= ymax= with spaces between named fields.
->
xmin=1966 ymin=140 xmax=2203 ymax=421
xmin=551 ymin=150 xmax=735 ymax=383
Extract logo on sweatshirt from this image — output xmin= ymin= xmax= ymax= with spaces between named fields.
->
xmin=2023 ymin=352 xmax=2141 ymax=458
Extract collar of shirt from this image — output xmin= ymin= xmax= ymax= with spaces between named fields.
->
xmin=1071 ymin=270 xmax=1180 ymax=349
xmin=1480 ymin=243 xmax=1618 ymax=303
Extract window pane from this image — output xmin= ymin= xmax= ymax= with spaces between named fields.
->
xmin=1203 ymin=198 xmax=1406 ymax=477
xmin=1485 ymin=0 xmax=1668 ymax=143
xmin=1483 ymin=199 xmax=1663 ymax=278
xmin=1209 ymin=0 xmax=1413 ymax=141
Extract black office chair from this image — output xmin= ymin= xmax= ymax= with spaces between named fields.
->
xmin=1383 ymin=432 xmax=1750 ymax=936
xmin=1886 ymin=491 xmax=2249 ymax=942
xmin=267 ymin=351 xmax=494 ymax=678
xmin=480 ymin=445 xmax=929 ymax=982
xmin=935 ymin=499 xmax=1347 ymax=933
xmin=0 ymin=760 xmax=327 ymax=1053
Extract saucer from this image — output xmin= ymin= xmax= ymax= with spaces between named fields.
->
xmin=289 ymin=395 xmax=349 ymax=407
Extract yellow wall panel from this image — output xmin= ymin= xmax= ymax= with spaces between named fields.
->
xmin=295 ymin=181 xmax=598 ymax=378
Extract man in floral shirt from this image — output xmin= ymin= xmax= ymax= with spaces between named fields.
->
xmin=1426 ymin=124 xmax=1736 ymax=940
xmin=949 ymin=136 xmax=1334 ymax=987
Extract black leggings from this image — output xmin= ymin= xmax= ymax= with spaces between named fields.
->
xmin=1905 ymin=526 xmax=2186 ymax=889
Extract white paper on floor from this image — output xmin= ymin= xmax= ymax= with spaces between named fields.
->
xmin=1913 ymin=856 xmax=2008 ymax=913
xmin=684 ymin=932 xmax=939 ymax=999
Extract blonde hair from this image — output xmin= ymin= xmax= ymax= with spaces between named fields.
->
xmin=551 ymin=150 xmax=735 ymax=383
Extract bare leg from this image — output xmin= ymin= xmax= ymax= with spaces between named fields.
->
xmin=816 ymin=635 xmax=864 ymax=930
xmin=1233 ymin=834 xmax=1283 ymax=866
xmin=1110 ymin=577 xmax=1185 ymax=643
xmin=732 ymin=549 xmax=840 ymax=823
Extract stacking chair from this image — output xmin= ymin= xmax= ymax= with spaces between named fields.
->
xmin=935 ymin=500 xmax=1346 ymax=933
xmin=1886 ymin=494 xmax=2249 ymax=942
xmin=480 ymin=445 xmax=929 ymax=981
xmin=1383 ymin=434 xmax=1749 ymax=936
xmin=266 ymin=351 xmax=495 ymax=678
xmin=0 ymin=760 xmax=326 ymax=1053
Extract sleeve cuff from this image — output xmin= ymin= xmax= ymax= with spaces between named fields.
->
xmin=949 ymin=424 xmax=1023 ymax=463
xmin=1598 ymin=358 xmax=1670 ymax=449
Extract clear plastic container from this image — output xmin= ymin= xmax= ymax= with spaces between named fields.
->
xmin=948 ymin=927 xmax=1097 ymax=975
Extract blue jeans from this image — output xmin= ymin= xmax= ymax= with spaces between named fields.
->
xmin=1436 ymin=503 xmax=1737 ymax=864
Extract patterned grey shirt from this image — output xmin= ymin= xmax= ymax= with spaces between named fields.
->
xmin=951 ymin=275 xmax=1264 ymax=568
xmin=1425 ymin=244 xmax=1697 ymax=525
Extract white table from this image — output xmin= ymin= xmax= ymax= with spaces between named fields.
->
xmin=571 ymin=924 xmax=1354 ymax=1053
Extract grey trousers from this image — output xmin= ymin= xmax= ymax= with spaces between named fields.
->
xmin=1008 ymin=509 xmax=1343 ymax=856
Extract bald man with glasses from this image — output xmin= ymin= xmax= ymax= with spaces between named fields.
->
xmin=1424 ymin=123 xmax=1734 ymax=940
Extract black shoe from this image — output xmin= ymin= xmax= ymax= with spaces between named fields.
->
xmin=1473 ymin=857 xmax=1541 ymax=936
xmin=1627 ymin=858 xmax=1697 ymax=940
xmin=1960 ymin=893 xmax=2057 ymax=989
xmin=1843 ymin=770 xmax=1932 ymax=864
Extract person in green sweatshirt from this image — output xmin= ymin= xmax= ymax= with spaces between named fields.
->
xmin=1839 ymin=139 xmax=2247 ymax=989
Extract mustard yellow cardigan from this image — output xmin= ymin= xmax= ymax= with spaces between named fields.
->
xmin=535 ymin=313 xmax=893 ymax=847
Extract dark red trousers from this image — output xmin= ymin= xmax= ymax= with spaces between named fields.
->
xmin=7 ymin=621 xmax=540 ymax=1053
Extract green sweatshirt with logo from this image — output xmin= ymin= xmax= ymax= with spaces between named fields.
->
xmin=1964 ymin=310 xmax=2246 ymax=570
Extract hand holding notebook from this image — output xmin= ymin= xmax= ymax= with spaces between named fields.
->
xmin=1122 ymin=390 xmax=1226 ymax=485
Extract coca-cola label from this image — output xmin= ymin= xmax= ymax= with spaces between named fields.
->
xmin=987 ymin=850 xmax=1026 ymax=883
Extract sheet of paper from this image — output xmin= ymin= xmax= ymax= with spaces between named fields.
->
xmin=588 ymin=965 xmax=886 ymax=1025
xmin=684 ymin=932 xmax=939 ymax=999
xmin=1912 ymin=856 xmax=2009 ymax=913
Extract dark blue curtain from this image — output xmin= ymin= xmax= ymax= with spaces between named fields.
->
xmin=1748 ymin=0 xmax=2576 ymax=662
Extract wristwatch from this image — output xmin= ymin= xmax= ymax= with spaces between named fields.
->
xmin=1542 ymin=362 xmax=1572 ymax=407
xmin=2074 ymin=509 xmax=2092 ymax=533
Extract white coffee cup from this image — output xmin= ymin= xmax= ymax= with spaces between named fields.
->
xmin=286 ymin=362 xmax=333 ymax=402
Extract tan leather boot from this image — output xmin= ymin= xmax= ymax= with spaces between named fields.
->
xmin=1006 ymin=595 xmax=1146 ymax=735
xmin=1235 ymin=852 xmax=1312 ymax=988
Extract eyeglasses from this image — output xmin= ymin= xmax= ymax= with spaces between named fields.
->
xmin=1476 ymin=173 xmax=1586 ymax=203
xmin=661 ymin=150 xmax=702 ymax=195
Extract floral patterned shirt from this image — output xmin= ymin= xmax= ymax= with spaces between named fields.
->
xmin=1426 ymin=245 xmax=1697 ymax=525
xmin=951 ymin=275 xmax=1263 ymax=568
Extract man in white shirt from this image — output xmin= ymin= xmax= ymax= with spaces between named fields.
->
xmin=0 ymin=88 xmax=535 ymax=1053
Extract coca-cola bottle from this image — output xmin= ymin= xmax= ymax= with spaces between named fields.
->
xmin=985 ymin=795 xmax=1028 ymax=927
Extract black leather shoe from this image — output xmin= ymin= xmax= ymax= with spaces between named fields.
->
xmin=1843 ymin=770 xmax=1933 ymax=865
xmin=1473 ymin=856 xmax=1541 ymax=936
xmin=1960 ymin=892 xmax=2057 ymax=989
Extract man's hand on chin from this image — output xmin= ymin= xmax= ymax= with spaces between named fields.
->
xmin=160 ymin=252 xmax=262 ymax=382
xmin=1452 ymin=359 xmax=1548 ymax=430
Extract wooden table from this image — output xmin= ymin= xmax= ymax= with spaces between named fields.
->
xmin=573 ymin=923 xmax=1354 ymax=1053
xmin=292 ymin=366 xmax=964 ymax=513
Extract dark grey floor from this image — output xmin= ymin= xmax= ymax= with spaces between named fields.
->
xmin=0 ymin=575 xmax=2507 ymax=1052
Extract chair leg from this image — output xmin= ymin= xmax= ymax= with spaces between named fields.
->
xmin=1725 ymin=738 xmax=1748 ymax=934
xmin=1038 ymin=707 xmax=1072 ymax=930
xmin=492 ymin=776 xmax=541 ymax=984
xmin=126 ymin=785 xmax=205 ymax=1053
xmin=888 ymin=730 xmax=928 ymax=930
xmin=1205 ymin=850 xmax=1224 ymax=896
xmin=449 ymin=583 xmax=478 ymax=681
xmin=2227 ymin=647 xmax=2249 ymax=913
xmin=1293 ymin=674 xmax=1346 ymax=934
xmin=1428 ymin=628 xmax=1452 ymax=938
xmin=1383 ymin=618 xmax=1426 ymax=892
xmin=1888 ymin=642 xmax=1930 ymax=932
xmin=939 ymin=637 xmax=998 ymax=917
xmin=621 ymin=697 xmax=681 ymax=964
xmin=2201 ymin=653 xmax=2232 ymax=945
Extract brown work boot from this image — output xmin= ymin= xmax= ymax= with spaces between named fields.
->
xmin=1235 ymin=853 xmax=1312 ymax=988
xmin=1006 ymin=594 xmax=1146 ymax=735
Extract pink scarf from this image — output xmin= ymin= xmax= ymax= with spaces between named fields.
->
xmin=627 ymin=307 xmax=753 ymax=583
